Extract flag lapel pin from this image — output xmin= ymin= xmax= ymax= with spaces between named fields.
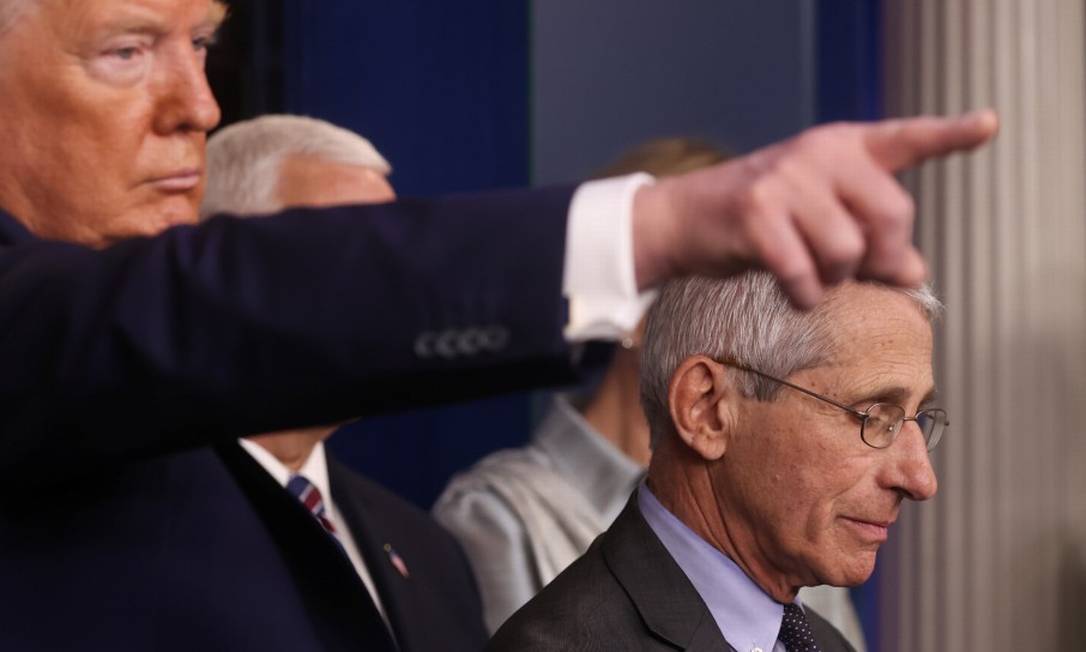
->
xmin=384 ymin=543 xmax=410 ymax=579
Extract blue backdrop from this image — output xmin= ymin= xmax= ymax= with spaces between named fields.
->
xmin=816 ymin=3 xmax=884 ymax=649
xmin=279 ymin=0 xmax=537 ymax=510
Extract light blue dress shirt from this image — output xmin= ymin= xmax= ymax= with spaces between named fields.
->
xmin=638 ymin=484 xmax=794 ymax=652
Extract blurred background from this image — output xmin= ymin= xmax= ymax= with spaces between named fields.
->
xmin=207 ymin=1 xmax=1085 ymax=650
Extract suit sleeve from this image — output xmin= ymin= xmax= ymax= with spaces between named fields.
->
xmin=0 ymin=187 xmax=577 ymax=476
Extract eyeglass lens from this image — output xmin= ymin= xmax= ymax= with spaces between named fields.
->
xmin=861 ymin=404 xmax=947 ymax=450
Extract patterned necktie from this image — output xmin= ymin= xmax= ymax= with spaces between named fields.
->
xmin=778 ymin=602 xmax=821 ymax=652
xmin=286 ymin=474 xmax=343 ymax=549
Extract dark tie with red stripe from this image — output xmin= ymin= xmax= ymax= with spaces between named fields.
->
xmin=284 ymin=474 xmax=397 ymax=649
xmin=779 ymin=602 xmax=821 ymax=651
xmin=286 ymin=475 xmax=344 ymax=552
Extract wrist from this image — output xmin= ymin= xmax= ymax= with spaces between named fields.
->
xmin=632 ymin=180 xmax=681 ymax=291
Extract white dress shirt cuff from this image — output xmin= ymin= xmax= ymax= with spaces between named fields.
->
xmin=562 ymin=173 xmax=658 ymax=342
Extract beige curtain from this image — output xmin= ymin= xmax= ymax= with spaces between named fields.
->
xmin=880 ymin=0 xmax=1086 ymax=649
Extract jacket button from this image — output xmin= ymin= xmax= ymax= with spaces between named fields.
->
xmin=481 ymin=326 xmax=509 ymax=352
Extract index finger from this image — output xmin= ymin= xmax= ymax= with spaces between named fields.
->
xmin=865 ymin=109 xmax=999 ymax=171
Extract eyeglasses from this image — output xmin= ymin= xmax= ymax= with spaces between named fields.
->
xmin=719 ymin=359 xmax=948 ymax=451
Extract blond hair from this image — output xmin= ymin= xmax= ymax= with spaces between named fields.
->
xmin=594 ymin=137 xmax=729 ymax=179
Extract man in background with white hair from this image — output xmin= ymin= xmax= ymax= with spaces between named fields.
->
xmin=202 ymin=114 xmax=395 ymax=217
xmin=201 ymin=114 xmax=487 ymax=652
xmin=492 ymin=272 xmax=945 ymax=651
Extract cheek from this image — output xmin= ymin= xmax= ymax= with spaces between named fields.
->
xmin=727 ymin=424 xmax=820 ymax=528
xmin=45 ymin=83 xmax=149 ymax=185
xmin=756 ymin=426 xmax=866 ymax=538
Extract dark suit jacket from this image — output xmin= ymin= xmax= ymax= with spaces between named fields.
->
xmin=0 ymin=189 xmax=577 ymax=650
xmin=327 ymin=455 xmax=488 ymax=651
xmin=489 ymin=496 xmax=855 ymax=652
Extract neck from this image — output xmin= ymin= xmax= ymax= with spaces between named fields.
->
xmin=247 ymin=427 xmax=332 ymax=473
xmin=580 ymin=349 xmax=652 ymax=467
xmin=647 ymin=443 xmax=801 ymax=603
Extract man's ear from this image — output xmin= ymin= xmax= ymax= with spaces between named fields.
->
xmin=666 ymin=356 xmax=736 ymax=461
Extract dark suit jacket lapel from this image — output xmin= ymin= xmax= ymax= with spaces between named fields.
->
xmin=215 ymin=442 xmax=397 ymax=652
xmin=328 ymin=457 xmax=420 ymax=650
xmin=601 ymin=495 xmax=735 ymax=652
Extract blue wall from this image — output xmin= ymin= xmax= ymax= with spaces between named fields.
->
xmin=281 ymin=1 xmax=530 ymax=196
xmin=531 ymin=0 xmax=817 ymax=183
xmin=280 ymin=0 xmax=536 ymax=509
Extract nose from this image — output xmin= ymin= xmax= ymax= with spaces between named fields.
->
xmin=152 ymin=42 xmax=222 ymax=136
xmin=883 ymin=420 xmax=938 ymax=501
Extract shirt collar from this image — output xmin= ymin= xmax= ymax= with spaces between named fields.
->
xmin=238 ymin=438 xmax=333 ymax=504
xmin=638 ymin=484 xmax=788 ymax=652
xmin=533 ymin=394 xmax=644 ymax=522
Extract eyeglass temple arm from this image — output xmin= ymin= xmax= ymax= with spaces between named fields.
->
xmin=718 ymin=359 xmax=869 ymax=420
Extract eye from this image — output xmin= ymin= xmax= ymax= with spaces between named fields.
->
xmin=851 ymin=397 xmax=882 ymax=412
xmin=89 ymin=39 xmax=153 ymax=84
xmin=193 ymin=33 xmax=219 ymax=52
xmin=101 ymin=39 xmax=150 ymax=64
xmin=110 ymin=47 xmax=141 ymax=61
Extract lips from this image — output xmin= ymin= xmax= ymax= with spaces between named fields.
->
xmin=148 ymin=169 xmax=202 ymax=192
xmin=841 ymin=516 xmax=895 ymax=543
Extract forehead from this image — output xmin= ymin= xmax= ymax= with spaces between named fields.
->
xmin=41 ymin=0 xmax=224 ymax=35
xmin=277 ymin=156 xmax=396 ymax=207
xmin=818 ymin=284 xmax=934 ymax=386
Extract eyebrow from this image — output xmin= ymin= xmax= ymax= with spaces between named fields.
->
xmin=856 ymin=385 xmax=937 ymax=409
xmin=207 ymin=2 xmax=229 ymax=30
xmin=90 ymin=3 xmax=227 ymax=41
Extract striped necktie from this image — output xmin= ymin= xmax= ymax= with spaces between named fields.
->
xmin=286 ymin=474 xmax=342 ymax=547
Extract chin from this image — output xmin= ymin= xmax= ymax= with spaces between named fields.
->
xmin=815 ymin=550 xmax=877 ymax=588
xmin=155 ymin=196 xmax=201 ymax=228
xmin=96 ymin=204 xmax=198 ymax=246
xmin=125 ymin=200 xmax=200 ymax=239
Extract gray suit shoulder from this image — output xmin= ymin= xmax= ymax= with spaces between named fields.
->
xmin=806 ymin=606 xmax=859 ymax=652
xmin=487 ymin=539 xmax=649 ymax=651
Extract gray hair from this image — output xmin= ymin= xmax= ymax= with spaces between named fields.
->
xmin=639 ymin=272 xmax=942 ymax=446
xmin=0 ymin=0 xmax=34 ymax=36
xmin=201 ymin=114 xmax=391 ymax=218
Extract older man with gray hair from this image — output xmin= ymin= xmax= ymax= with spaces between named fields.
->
xmin=200 ymin=114 xmax=487 ymax=652
xmin=491 ymin=272 xmax=945 ymax=651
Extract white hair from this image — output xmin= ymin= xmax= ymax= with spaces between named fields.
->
xmin=639 ymin=271 xmax=943 ymax=446
xmin=0 ymin=0 xmax=34 ymax=36
xmin=201 ymin=114 xmax=391 ymax=218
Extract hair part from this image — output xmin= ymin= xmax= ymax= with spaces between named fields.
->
xmin=201 ymin=114 xmax=391 ymax=218
xmin=639 ymin=272 xmax=942 ymax=447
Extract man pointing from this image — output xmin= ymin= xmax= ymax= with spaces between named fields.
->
xmin=0 ymin=0 xmax=995 ymax=650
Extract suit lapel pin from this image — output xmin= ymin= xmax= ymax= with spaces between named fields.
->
xmin=384 ymin=543 xmax=410 ymax=579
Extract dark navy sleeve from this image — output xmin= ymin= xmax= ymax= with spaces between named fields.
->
xmin=0 ymin=186 xmax=578 ymax=474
